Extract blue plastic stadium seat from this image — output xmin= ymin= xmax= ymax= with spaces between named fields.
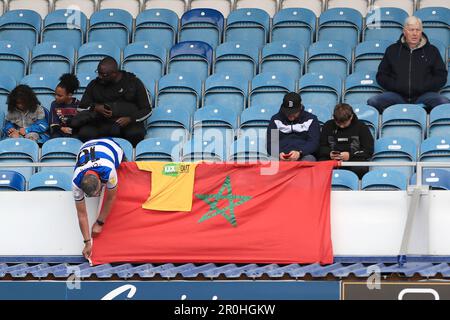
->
xmin=318 ymin=8 xmax=363 ymax=48
xmin=122 ymin=42 xmax=166 ymax=84
xmin=229 ymin=136 xmax=269 ymax=162
xmin=364 ymin=7 xmax=408 ymax=42
xmin=380 ymin=104 xmax=427 ymax=146
xmin=271 ymin=8 xmax=316 ymax=48
xmin=362 ymin=169 xmax=408 ymax=190
xmin=343 ymin=72 xmax=383 ymax=105
xmin=429 ymin=38 xmax=447 ymax=63
xmin=29 ymin=42 xmax=75 ymax=75
xmin=179 ymin=8 xmax=224 ymax=48
xmin=0 ymin=138 xmax=39 ymax=180
xmin=239 ymin=105 xmax=279 ymax=140
xmin=156 ymin=73 xmax=202 ymax=116
xmin=0 ymin=74 xmax=16 ymax=116
xmin=74 ymin=72 xmax=96 ymax=100
xmin=40 ymin=137 xmax=82 ymax=175
xmin=28 ymin=171 xmax=72 ymax=191
xmin=429 ymin=104 xmax=450 ymax=138
xmin=332 ymin=169 xmax=359 ymax=190
xmin=249 ymin=72 xmax=296 ymax=109
xmin=353 ymin=40 xmax=392 ymax=73
xmin=88 ymin=9 xmax=133 ymax=49
xmin=0 ymin=9 xmax=41 ymax=49
xmin=0 ymin=40 xmax=29 ymax=82
xmin=352 ymin=104 xmax=379 ymax=139
xmin=136 ymin=137 xmax=181 ymax=162
xmin=260 ymin=41 xmax=305 ymax=81
xmin=441 ymin=74 xmax=450 ymax=100
xmin=372 ymin=137 xmax=417 ymax=178
xmin=193 ymin=104 xmax=239 ymax=145
xmin=0 ymin=170 xmax=26 ymax=191
xmin=225 ymin=8 xmax=270 ymax=49
xmin=76 ymin=42 xmax=121 ymax=75
xmin=168 ymin=41 xmax=213 ymax=81
xmin=204 ymin=73 xmax=248 ymax=114
xmin=146 ymin=105 xmax=191 ymax=142
xmin=42 ymin=9 xmax=88 ymax=49
xmin=411 ymin=168 xmax=450 ymax=190
xmin=111 ymin=137 xmax=134 ymax=161
xmin=20 ymin=74 xmax=60 ymax=111
xmin=419 ymin=136 xmax=450 ymax=164
xmin=298 ymin=72 xmax=342 ymax=109
xmin=306 ymin=40 xmax=352 ymax=79
xmin=415 ymin=7 xmax=450 ymax=47
xmin=304 ymin=105 xmax=332 ymax=127
xmin=181 ymin=136 xmax=227 ymax=162
xmin=134 ymin=9 xmax=179 ymax=51
xmin=214 ymin=41 xmax=259 ymax=81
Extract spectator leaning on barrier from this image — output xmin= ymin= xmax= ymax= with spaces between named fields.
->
xmin=367 ymin=16 xmax=449 ymax=112
xmin=49 ymin=73 xmax=80 ymax=138
xmin=266 ymin=92 xmax=320 ymax=161
xmin=2 ymin=85 xmax=49 ymax=143
xmin=72 ymin=57 xmax=152 ymax=146
xmin=72 ymin=138 xmax=125 ymax=260
xmin=319 ymin=103 xmax=374 ymax=179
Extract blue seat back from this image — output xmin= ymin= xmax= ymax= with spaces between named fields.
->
xmin=260 ymin=41 xmax=305 ymax=81
xmin=0 ymin=9 xmax=42 ymax=49
xmin=30 ymin=42 xmax=75 ymax=75
xmin=229 ymin=136 xmax=269 ymax=162
xmin=146 ymin=105 xmax=191 ymax=142
xmin=0 ymin=138 xmax=39 ymax=180
xmin=415 ymin=7 xmax=450 ymax=46
xmin=28 ymin=171 xmax=72 ymax=191
xmin=362 ymin=169 xmax=408 ymax=190
xmin=304 ymin=105 xmax=332 ymax=126
xmin=344 ymin=71 xmax=383 ymax=105
xmin=272 ymin=8 xmax=316 ymax=47
xmin=364 ymin=7 xmax=408 ymax=42
xmin=74 ymin=72 xmax=96 ymax=100
xmin=0 ymin=74 xmax=16 ymax=115
xmin=135 ymin=9 xmax=179 ymax=51
xmin=179 ymin=8 xmax=224 ymax=48
xmin=0 ymin=40 xmax=29 ymax=82
xmin=318 ymin=8 xmax=363 ymax=47
xmin=353 ymin=40 xmax=392 ymax=72
xmin=298 ymin=72 xmax=342 ymax=108
xmin=225 ymin=8 xmax=270 ymax=49
xmin=20 ymin=74 xmax=59 ymax=111
xmin=307 ymin=40 xmax=352 ymax=78
xmin=239 ymin=105 xmax=279 ymax=139
xmin=204 ymin=73 xmax=248 ymax=114
xmin=214 ymin=41 xmax=259 ymax=80
xmin=182 ymin=136 xmax=227 ymax=162
xmin=411 ymin=168 xmax=450 ymax=190
xmin=122 ymin=42 xmax=166 ymax=83
xmin=429 ymin=103 xmax=450 ymax=138
xmin=332 ymin=169 xmax=359 ymax=190
xmin=168 ymin=41 xmax=213 ymax=80
xmin=88 ymin=9 xmax=133 ymax=49
xmin=111 ymin=137 xmax=133 ymax=161
xmin=76 ymin=41 xmax=121 ymax=74
xmin=0 ymin=170 xmax=26 ymax=191
xmin=352 ymin=104 xmax=379 ymax=139
xmin=420 ymin=136 xmax=450 ymax=162
xmin=42 ymin=9 xmax=88 ymax=49
xmin=136 ymin=137 xmax=181 ymax=162
xmin=193 ymin=104 xmax=239 ymax=143
xmin=250 ymin=72 xmax=296 ymax=109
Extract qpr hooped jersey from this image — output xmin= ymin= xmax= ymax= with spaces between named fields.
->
xmin=72 ymin=138 xmax=124 ymax=201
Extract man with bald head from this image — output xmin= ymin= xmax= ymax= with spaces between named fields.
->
xmin=367 ymin=16 xmax=449 ymax=112
xmin=76 ymin=57 xmax=152 ymax=146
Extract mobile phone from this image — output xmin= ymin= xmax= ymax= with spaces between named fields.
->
xmin=331 ymin=151 xmax=341 ymax=155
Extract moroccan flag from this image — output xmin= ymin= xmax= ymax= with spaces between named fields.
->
xmin=90 ymin=161 xmax=337 ymax=265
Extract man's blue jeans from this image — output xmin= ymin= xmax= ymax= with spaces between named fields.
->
xmin=367 ymin=91 xmax=450 ymax=112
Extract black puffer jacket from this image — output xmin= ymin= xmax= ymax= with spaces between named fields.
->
xmin=376 ymin=33 xmax=447 ymax=102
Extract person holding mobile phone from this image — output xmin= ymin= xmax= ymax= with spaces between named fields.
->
xmin=319 ymin=103 xmax=374 ymax=178
xmin=267 ymin=92 xmax=320 ymax=162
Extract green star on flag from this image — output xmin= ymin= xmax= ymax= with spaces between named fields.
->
xmin=196 ymin=176 xmax=252 ymax=227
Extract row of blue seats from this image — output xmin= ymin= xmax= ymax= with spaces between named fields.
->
xmin=0 ymin=36 xmax=448 ymax=84
xmin=0 ymin=131 xmax=449 ymax=179
xmin=1 ymin=166 xmax=449 ymax=192
xmin=0 ymin=7 xmax=448 ymax=51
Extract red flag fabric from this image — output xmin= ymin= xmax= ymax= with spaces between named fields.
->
xmin=90 ymin=161 xmax=336 ymax=265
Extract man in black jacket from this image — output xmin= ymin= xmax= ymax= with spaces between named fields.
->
xmin=75 ymin=57 xmax=152 ymax=146
xmin=367 ymin=16 xmax=449 ymax=112
xmin=267 ymin=92 xmax=320 ymax=161
xmin=319 ymin=103 xmax=374 ymax=178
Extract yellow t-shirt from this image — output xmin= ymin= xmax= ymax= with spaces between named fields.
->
xmin=137 ymin=162 xmax=198 ymax=212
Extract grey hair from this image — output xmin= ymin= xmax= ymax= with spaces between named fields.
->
xmin=404 ymin=16 xmax=423 ymax=30
xmin=80 ymin=174 xmax=101 ymax=197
